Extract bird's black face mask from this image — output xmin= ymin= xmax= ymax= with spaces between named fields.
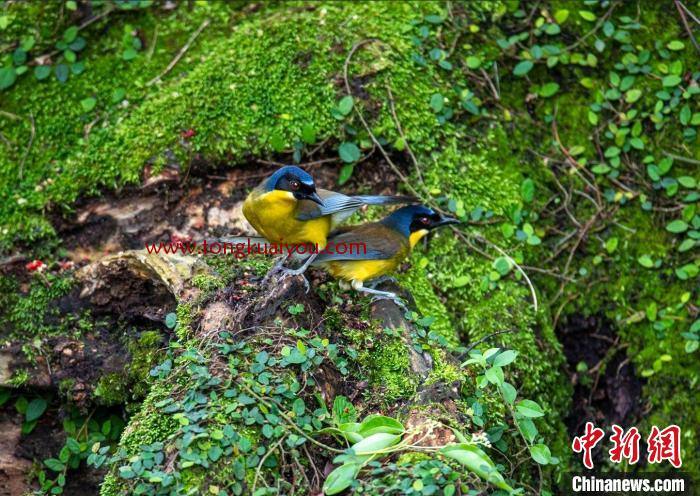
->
xmin=409 ymin=212 xmax=460 ymax=232
xmin=277 ymin=174 xmax=324 ymax=206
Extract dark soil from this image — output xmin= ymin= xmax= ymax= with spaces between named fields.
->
xmin=557 ymin=313 xmax=645 ymax=466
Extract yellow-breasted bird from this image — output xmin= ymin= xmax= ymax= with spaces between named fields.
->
xmin=242 ymin=165 xmax=413 ymax=274
xmin=312 ymin=204 xmax=459 ymax=306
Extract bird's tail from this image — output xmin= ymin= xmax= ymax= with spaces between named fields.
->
xmin=352 ymin=195 xmax=417 ymax=206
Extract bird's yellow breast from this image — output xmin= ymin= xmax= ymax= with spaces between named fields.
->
xmin=243 ymin=189 xmax=331 ymax=247
xmin=320 ymin=258 xmax=401 ymax=283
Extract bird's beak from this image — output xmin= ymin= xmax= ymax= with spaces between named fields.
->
xmin=306 ymin=191 xmax=324 ymax=206
xmin=436 ymin=215 xmax=460 ymax=227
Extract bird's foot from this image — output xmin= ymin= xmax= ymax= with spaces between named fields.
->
xmin=355 ymin=284 xmax=408 ymax=312
xmin=370 ymin=293 xmax=408 ymax=312
xmin=261 ymin=258 xmax=287 ymax=285
xmin=277 ymin=267 xmax=311 ymax=293
xmin=366 ymin=276 xmax=399 ymax=289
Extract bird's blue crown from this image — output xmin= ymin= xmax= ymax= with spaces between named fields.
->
xmin=264 ymin=166 xmax=315 ymax=192
xmin=381 ymin=205 xmax=436 ymax=236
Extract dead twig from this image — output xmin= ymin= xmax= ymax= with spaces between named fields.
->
xmin=675 ymin=0 xmax=700 ymax=54
xmin=386 ymin=85 xmax=424 ymax=183
xmin=18 ymin=112 xmax=35 ymax=180
xmin=147 ymin=19 xmax=210 ymax=86
xmin=462 ymin=329 xmax=517 ymax=357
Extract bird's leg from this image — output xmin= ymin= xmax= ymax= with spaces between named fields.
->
xmin=280 ymin=252 xmax=318 ymax=277
xmin=261 ymin=253 xmax=291 ymax=284
xmin=273 ymin=252 xmax=318 ymax=293
xmin=366 ymin=276 xmax=398 ymax=289
xmin=351 ymin=280 xmax=408 ymax=312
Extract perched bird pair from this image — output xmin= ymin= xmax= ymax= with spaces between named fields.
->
xmin=242 ymin=166 xmax=458 ymax=305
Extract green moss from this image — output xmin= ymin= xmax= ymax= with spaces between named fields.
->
xmin=345 ymin=324 xmax=417 ymax=402
xmin=398 ymin=259 xmax=457 ymax=346
xmin=94 ymin=372 xmax=129 ymax=406
xmin=0 ymin=273 xmax=75 ymax=343
xmin=7 ymin=369 xmax=29 ymax=386
xmin=126 ymin=330 xmax=165 ymax=399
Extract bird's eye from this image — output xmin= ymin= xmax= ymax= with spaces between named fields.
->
xmin=420 ymin=216 xmax=430 ymax=225
xmin=289 ymin=180 xmax=300 ymax=191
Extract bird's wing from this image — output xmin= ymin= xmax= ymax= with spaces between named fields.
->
xmin=295 ymin=189 xmax=415 ymax=221
xmin=313 ymin=224 xmax=408 ymax=262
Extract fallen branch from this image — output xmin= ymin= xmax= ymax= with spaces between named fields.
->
xmin=147 ymin=19 xmax=210 ymax=86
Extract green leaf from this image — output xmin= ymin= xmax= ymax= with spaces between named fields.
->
xmin=667 ymin=40 xmax=685 ymax=51
xmin=55 ymin=64 xmax=69 ymax=83
xmin=680 ymin=105 xmax=691 ymax=125
xmin=662 ymin=75 xmax=682 ymax=87
xmin=34 ymin=65 xmax=52 ymax=80
xmin=513 ymin=60 xmax=533 ymax=76
xmin=637 ymin=255 xmax=654 ymax=268
xmin=500 ymin=382 xmax=517 ymax=404
xmin=66 ymin=437 xmax=81 ymax=453
xmin=44 ymin=458 xmax=65 ymax=472
xmin=332 ymin=396 xmax=357 ymax=425
xmin=0 ymin=66 xmax=17 ymax=90
xmin=337 ymin=163 xmax=354 ymax=186
xmin=430 ymin=93 xmax=444 ymax=112
xmin=337 ymin=422 xmax=363 ymax=444
xmin=440 ymin=444 xmax=513 ymax=491
xmin=63 ymin=26 xmax=78 ymax=44
xmin=521 ymin=178 xmax=535 ymax=202
xmin=515 ymin=399 xmax=544 ymax=418
xmin=122 ymin=48 xmax=137 ymax=61
xmin=165 ymin=312 xmax=177 ymax=329
xmin=625 ymin=89 xmax=642 ymax=103
xmin=579 ymin=10 xmax=596 ymax=21
xmin=453 ymin=275 xmax=469 ymax=288
xmin=466 ymin=56 xmax=481 ymax=69
xmin=539 ymin=82 xmax=559 ymax=97
xmin=26 ymin=398 xmax=47 ymax=422
xmin=111 ymin=87 xmax=126 ymax=103
xmin=666 ymin=220 xmax=688 ymax=233
xmin=677 ymin=176 xmax=696 ymax=188
xmin=554 ymin=9 xmax=569 ymax=23
xmin=337 ymin=95 xmax=354 ymax=116
xmin=338 ymin=142 xmax=360 ymax=163
xmin=678 ymin=239 xmax=695 ymax=252
xmin=323 ymin=463 xmax=360 ymax=495
xmin=492 ymin=257 xmax=511 ymax=276
xmin=605 ymin=237 xmax=618 ymax=253
xmin=357 ymin=415 xmax=404 ymax=437
xmin=518 ymin=418 xmax=538 ymax=443
xmin=80 ymin=97 xmax=96 ymax=112
xmin=208 ymin=445 xmax=223 ymax=462
xmin=485 ymin=366 xmax=504 ymax=385
xmin=301 ymin=124 xmax=316 ymax=144
xmin=493 ymin=350 xmax=518 ymax=367
xmin=349 ymin=432 xmax=401 ymax=463
xmin=530 ymin=444 xmax=552 ymax=464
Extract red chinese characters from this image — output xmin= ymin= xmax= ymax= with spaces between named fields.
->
xmin=609 ymin=424 xmax=641 ymax=464
xmin=647 ymin=425 xmax=682 ymax=468
xmin=572 ymin=422 xmax=605 ymax=469
xmin=573 ymin=423 xmax=683 ymax=469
